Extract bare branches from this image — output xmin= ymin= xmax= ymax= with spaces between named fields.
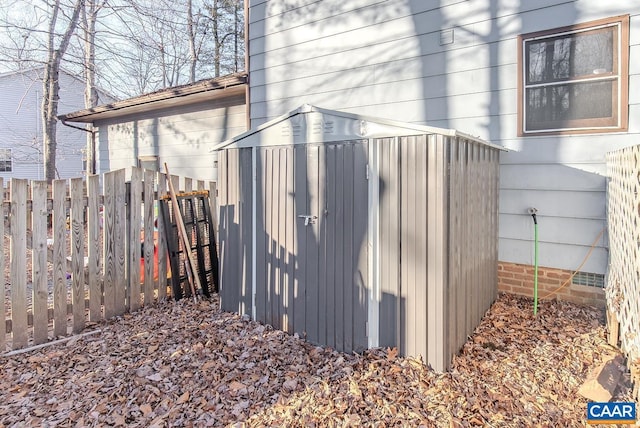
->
xmin=0 ymin=0 xmax=245 ymax=179
xmin=42 ymin=0 xmax=84 ymax=181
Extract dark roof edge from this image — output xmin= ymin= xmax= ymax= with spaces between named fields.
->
xmin=59 ymin=72 xmax=247 ymax=123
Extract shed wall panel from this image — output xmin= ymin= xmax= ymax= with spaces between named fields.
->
xmin=444 ymin=139 xmax=500 ymax=363
xmin=251 ymin=141 xmax=368 ymax=351
xmin=378 ymin=138 xmax=401 ymax=350
xmin=322 ymin=146 xmax=337 ymax=347
xmin=447 ymin=139 xmax=465 ymax=359
xmin=304 ymin=145 xmax=321 ymax=344
xmin=291 ymin=146 xmax=308 ymax=336
xmin=376 ymin=134 xmax=499 ymax=370
xmin=352 ymin=143 xmax=369 ymax=352
xmin=219 ymin=148 xmax=253 ymax=315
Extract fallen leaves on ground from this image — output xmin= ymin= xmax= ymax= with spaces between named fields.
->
xmin=0 ymin=293 xmax=636 ymax=427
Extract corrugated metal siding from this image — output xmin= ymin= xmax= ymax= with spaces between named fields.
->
xmin=446 ymin=138 xmax=499 ymax=362
xmin=377 ymin=137 xmax=401 ymax=350
xmin=218 ymin=148 xmax=253 ymax=315
xmin=251 ymin=141 xmax=368 ymax=352
xmin=255 ymin=145 xmax=297 ymax=333
xmin=218 ymin=127 xmax=499 ymax=370
xmin=377 ymin=134 xmax=499 ymax=371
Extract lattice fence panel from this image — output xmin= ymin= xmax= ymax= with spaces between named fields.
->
xmin=606 ymin=145 xmax=640 ymax=363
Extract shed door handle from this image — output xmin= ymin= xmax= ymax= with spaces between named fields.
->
xmin=298 ymin=214 xmax=317 ymax=226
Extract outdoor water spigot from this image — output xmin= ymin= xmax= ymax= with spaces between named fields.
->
xmin=528 ymin=207 xmax=538 ymax=224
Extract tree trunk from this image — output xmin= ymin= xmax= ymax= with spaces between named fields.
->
xmin=42 ymin=0 xmax=84 ymax=181
xmin=83 ymin=0 xmax=101 ymax=175
xmin=213 ymin=0 xmax=220 ymax=77
xmin=234 ymin=0 xmax=239 ymax=72
xmin=187 ymin=0 xmax=197 ymax=83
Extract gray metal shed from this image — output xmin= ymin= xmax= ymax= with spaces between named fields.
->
xmin=214 ymin=104 xmax=502 ymax=371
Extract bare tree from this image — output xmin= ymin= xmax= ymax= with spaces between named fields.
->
xmin=0 ymin=0 xmax=245 ymax=180
xmin=42 ymin=0 xmax=84 ymax=181
xmin=203 ymin=0 xmax=242 ymax=77
xmin=187 ymin=0 xmax=197 ymax=83
xmin=80 ymin=0 xmax=107 ymax=174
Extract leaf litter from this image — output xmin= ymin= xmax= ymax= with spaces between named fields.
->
xmin=0 ymin=293 xmax=636 ymax=427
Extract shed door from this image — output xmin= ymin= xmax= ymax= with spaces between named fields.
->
xmin=255 ymin=141 xmax=368 ymax=353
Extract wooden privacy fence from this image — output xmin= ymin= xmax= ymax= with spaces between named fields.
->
xmin=1 ymin=168 xmax=217 ymax=352
xmin=606 ymin=144 xmax=640 ymax=398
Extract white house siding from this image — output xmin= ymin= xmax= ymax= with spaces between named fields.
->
xmin=95 ymin=94 xmax=246 ymax=181
xmin=0 ymin=68 xmax=113 ymax=180
xmin=247 ymin=0 xmax=640 ymax=275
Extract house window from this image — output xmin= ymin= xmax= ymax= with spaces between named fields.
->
xmin=0 ymin=149 xmax=12 ymax=172
xmin=81 ymin=148 xmax=87 ymax=172
xmin=138 ymin=156 xmax=159 ymax=171
xmin=518 ymin=15 xmax=629 ymax=135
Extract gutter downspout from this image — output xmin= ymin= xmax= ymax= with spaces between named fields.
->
xmin=244 ymin=0 xmax=251 ymax=131
xmin=60 ymin=119 xmax=97 ymax=174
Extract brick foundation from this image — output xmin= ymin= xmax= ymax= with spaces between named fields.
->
xmin=498 ymin=261 xmax=606 ymax=308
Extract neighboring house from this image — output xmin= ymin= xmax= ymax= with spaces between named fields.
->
xmin=245 ymin=1 xmax=639 ymax=306
xmin=0 ymin=67 xmax=114 ymax=180
xmin=59 ymin=73 xmax=247 ymax=182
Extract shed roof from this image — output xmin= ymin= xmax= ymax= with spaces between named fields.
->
xmin=213 ymin=104 xmax=504 ymax=151
xmin=59 ymin=72 xmax=247 ymax=123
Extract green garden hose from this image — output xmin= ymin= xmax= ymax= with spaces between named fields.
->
xmin=529 ymin=208 xmax=539 ymax=315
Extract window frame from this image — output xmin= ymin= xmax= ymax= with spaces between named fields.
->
xmin=138 ymin=156 xmax=159 ymax=172
xmin=517 ymin=15 xmax=629 ymax=136
xmin=0 ymin=148 xmax=12 ymax=172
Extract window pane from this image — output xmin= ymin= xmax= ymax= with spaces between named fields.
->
xmin=139 ymin=156 xmax=159 ymax=171
xmin=525 ymin=80 xmax=614 ymax=130
xmin=526 ymin=27 xmax=614 ymax=84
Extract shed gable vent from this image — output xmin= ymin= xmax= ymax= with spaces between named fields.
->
xmin=281 ymin=124 xmax=302 ymax=137
xmin=311 ymin=120 xmax=335 ymax=135
xmin=324 ymin=120 xmax=334 ymax=134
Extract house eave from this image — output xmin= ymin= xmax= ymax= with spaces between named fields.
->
xmin=59 ymin=73 xmax=247 ymax=124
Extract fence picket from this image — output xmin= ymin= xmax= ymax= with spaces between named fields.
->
xmin=143 ymin=169 xmax=155 ymax=305
xmin=31 ymin=181 xmax=48 ymax=344
xmin=157 ymin=172 xmax=168 ymax=301
xmin=10 ymin=179 xmax=28 ymax=348
xmin=129 ymin=168 xmax=142 ymax=311
xmin=114 ymin=169 xmax=126 ymax=315
xmin=52 ymin=180 xmax=67 ymax=338
xmin=87 ymin=175 xmax=101 ymax=322
xmin=70 ymin=178 xmax=85 ymax=333
xmin=0 ymin=180 xmax=4 ymax=351
xmin=103 ymin=171 xmax=116 ymax=319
